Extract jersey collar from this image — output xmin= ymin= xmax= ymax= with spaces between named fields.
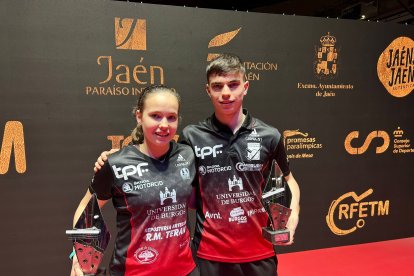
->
xmin=210 ymin=109 xmax=253 ymax=135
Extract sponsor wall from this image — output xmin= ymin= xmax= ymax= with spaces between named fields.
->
xmin=1 ymin=0 xmax=413 ymax=274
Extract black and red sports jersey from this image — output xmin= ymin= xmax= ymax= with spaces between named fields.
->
xmin=90 ymin=142 xmax=196 ymax=276
xmin=181 ymin=109 xmax=290 ymax=263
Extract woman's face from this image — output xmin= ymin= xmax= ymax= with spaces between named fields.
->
xmin=136 ymin=92 xmax=179 ymax=149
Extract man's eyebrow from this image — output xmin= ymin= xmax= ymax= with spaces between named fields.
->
xmin=211 ymin=80 xmax=240 ymax=84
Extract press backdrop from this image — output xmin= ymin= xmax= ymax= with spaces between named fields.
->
xmin=1 ymin=0 xmax=413 ymax=274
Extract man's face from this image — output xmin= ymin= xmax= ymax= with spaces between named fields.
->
xmin=206 ymin=71 xmax=249 ymax=117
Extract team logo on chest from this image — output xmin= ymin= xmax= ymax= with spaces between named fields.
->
xmin=160 ymin=187 xmax=177 ymax=205
xmin=246 ymin=142 xmax=261 ymax=160
xmin=180 ymin=168 xmax=190 ymax=180
xmin=228 ymin=175 xmax=243 ymax=191
xmin=134 ymin=247 xmax=159 ymax=264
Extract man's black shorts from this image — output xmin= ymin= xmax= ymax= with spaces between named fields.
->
xmin=197 ymin=256 xmax=278 ymax=276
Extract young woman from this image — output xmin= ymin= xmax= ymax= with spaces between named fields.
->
xmin=70 ymin=85 xmax=198 ymax=276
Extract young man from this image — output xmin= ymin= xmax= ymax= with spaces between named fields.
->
xmin=180 ymin=53 xmax=300 ymax=276
xmin=95 ymin=54 xmax=300 ymax=276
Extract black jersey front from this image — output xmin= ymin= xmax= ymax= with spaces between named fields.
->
xmin=181 ymin=110 xmax=290 ymax=263
xmin=90 ymin=142 xmax=196 ymax=276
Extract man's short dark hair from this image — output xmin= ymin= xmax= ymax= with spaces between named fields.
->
xmin=206 ymin=53 xmax=246 ymax=82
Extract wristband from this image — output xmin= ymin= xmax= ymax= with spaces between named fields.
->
xmin=69 ymin=249 xmax=76 ymax=260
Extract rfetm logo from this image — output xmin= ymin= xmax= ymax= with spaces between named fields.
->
xmin=112 ymin=163 xmax=149 ymax=180
xmin=344 ymin=130 xmax=390 ymax=154
xmin=194 ymin=144 xmax=223 ymax=159
xmin=207 ymin=28 xmax=241 ymax=61
xmin=0 ymin=121 xmax=26 ymax=174
xmin=315 ymin=32 xmax=338 ymax=78
xmin=326 ymin=189 xmax=390 ymax=235
xmin=377 ymin=36 xmax=414 ymax=97
xmin=115 ymin=17 xmax=146 ymax=50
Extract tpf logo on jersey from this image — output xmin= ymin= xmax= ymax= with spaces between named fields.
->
xmin=228 ymin=175 xmax=243 ymax=191
xmin=246 ymin=143 xmax=261 ymax=160
xmin=195 ymin=144 xmax=223 ymax=159
xmin=113 ymin=163 xmax=149 ymax=180
xmin=160 ymin=187 xmax=177 ymax=205
xmin=180 ymin=168 xmax=190 ymax=180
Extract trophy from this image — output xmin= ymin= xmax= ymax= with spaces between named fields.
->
xmin=262 ymin=160 xmax=292 ymax=244
xmin=66 ymin=194 xmax=111 ymax=275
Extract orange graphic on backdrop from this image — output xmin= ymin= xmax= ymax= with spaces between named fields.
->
xmin=207 ymin=28 xmax=241 ymax=61
xmin=326 ymin=189 xmax=390 ymax=236
xmin=344 ymin=130 xmax=390 ymax=155
xmin=0 ymin=121 xmax=26 ymax=174
xmin=283 ymin=129 xmax=308 ymax=148
xmin=377 ymin=36 xmax=414 ymax=97
xmin=115 ymin=18 xmax=146 ymax=50
xmin=326 ymin=189 xmax=373 ymax=235
xmin=315 ymin=32 xmax=338 ymax=77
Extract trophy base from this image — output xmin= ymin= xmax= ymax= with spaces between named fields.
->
xmin=262 ymin=227 xmax=290 ymax=244
xmin=74 ymin=241 xmax=104 ymax=275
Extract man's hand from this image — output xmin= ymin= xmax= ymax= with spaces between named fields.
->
xmin=93 ymin=149 xmax=119 ymax=172
xmin=277 ymin=172 xmax=300 ymax=246
xmin=285 ymin=212 xmax=299 ymax=245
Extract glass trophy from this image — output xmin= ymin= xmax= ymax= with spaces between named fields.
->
xmin=261 ymin=160 xmax=292 ymax=244
xmin=66 ymin=193 xmax=110 ymax=275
